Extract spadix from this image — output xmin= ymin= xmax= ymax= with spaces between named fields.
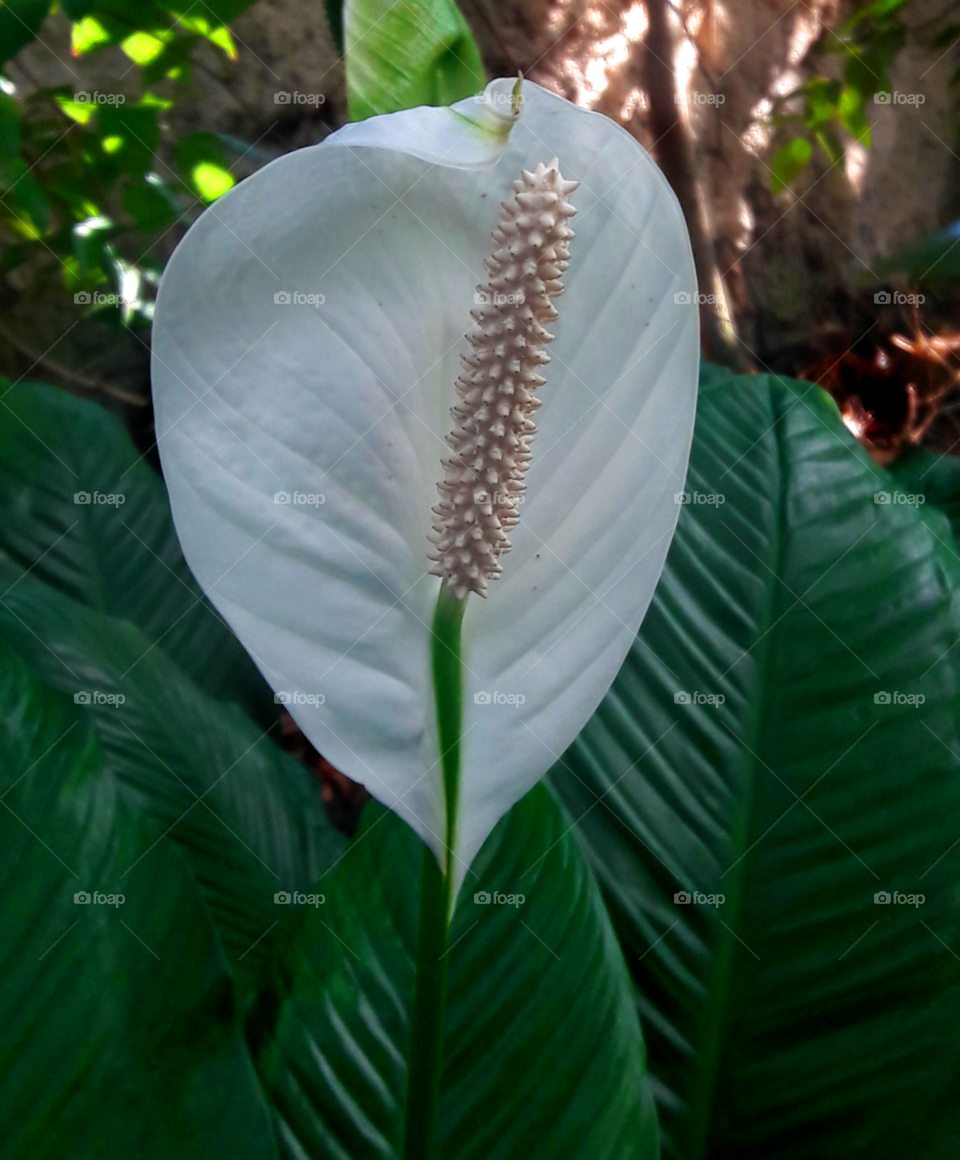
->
xmin=151 ymin=78 xmax=699 ymax=896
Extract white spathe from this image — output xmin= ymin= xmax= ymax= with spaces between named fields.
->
xmin=151 ymin=78 xmax=699 ymax=897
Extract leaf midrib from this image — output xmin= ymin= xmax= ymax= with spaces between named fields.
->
xmin=685 ymin=383 xmax=788 ymax=1160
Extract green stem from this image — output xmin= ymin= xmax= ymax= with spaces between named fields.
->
xmin=402 ymin=584 xmax=466 ymax=1160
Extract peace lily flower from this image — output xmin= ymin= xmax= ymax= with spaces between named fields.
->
xmin=151 ymin=78 xmax=698 ymax=897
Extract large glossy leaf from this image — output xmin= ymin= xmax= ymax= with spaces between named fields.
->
xmin=0 ymin=565 xmax=346 ymax=991
xmin=251 ymin=784 xmax=658 ymax=1159
xmin=0 ymin=636 xmax=277 ymax=1158
xmin=0 ymin=380 xmax=273 ymax=723
xmin=888 ymin=445 xmax=960 ymax=542
xmin=344 ymin=0 xmax=485 ymax=121
xmin=550 ymin=366 xmax=960 ymax=1159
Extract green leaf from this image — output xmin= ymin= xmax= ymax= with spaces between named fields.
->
xmin=0 ymin=637 xmax=278 ymax=1158
xmin=176 ymin=130 xmax=235 ymax=202
xmin=96 ymin=103 xmax=159 ymax=175
xmin=550 ymin=367 xmax=960 ymax=1159
xmin=0 ymin=381 xmax=273 ymax=720
xmin=0 ymin=92 xmax=50 ymax=233
xmin=122 ymin=171 xmax=179 ymax=229
xmin=0 ymin=568 xmax=347 ymax=992
xmin=71 ymin=212 xmax=113 ymax=277
xmin=770 ymin=137 xmax=811 ymax=193
xmin=837 ymin=83 xmax=871 ymax=145
xmin=0 ymin=0 xmax=51 ymax=66
xmin=802 ymin=76 xmax=841 ymax=127
xmin=54 ymin=94 xmax=96 ymax=124
xmin=252 ymin=786 xmax=658 ymax=1159
xmin=344 ymin=0 xmax=485 ymax=121
xmin=70 ymin=14 xmax=117 ymax=54
xmin=888 ymin=448 xmax=960 ymax=541
xmin=120 ymin=28 xmax=170 ymax=64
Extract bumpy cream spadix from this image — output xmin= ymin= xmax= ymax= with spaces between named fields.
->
xmin=430 ymin=160 xmax=577 ymax=599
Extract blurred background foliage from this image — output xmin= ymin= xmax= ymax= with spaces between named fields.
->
xmin=0 ymin=0 xmax=958 ymax=436
xmin=3 ymin=1 xmax=960 ymax=1157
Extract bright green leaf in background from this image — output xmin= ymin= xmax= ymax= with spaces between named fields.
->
xmin=344 ymin=0 xmax=486 ymax=121
xmin=551 ymin=367 xmax=960 ymax=1159
xmin=770 ymin=136 xmax=811 ymax=193
xmin=176 ymin=130 xmax=236 ymax=201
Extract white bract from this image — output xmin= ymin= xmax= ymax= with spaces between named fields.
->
xmin=151 ymin=78 xmax=698 ymax=895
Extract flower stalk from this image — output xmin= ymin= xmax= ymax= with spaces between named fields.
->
xmin=403 ymin=582 xmax=466 ymax=1160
